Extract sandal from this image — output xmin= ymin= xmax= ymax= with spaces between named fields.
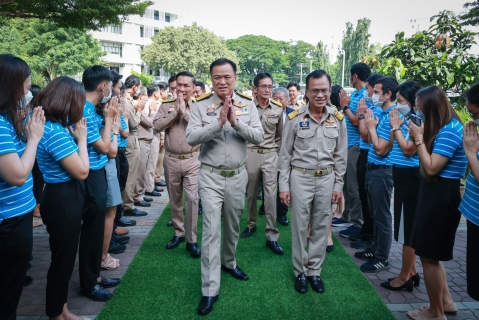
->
xmin=419 ymin=302 xmax=457 ymax=315
xmin=101 ymin=254 xmax=120 ymax=270
xmin=33 ymin=217 xmax=43 ymax=228
xmin=407 ymin=309 xmax=447 ymax=320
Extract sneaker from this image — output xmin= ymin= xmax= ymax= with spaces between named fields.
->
xmin=350 ymin=239 xmax=373 ymax=249
xmin=339 ymin=225 xmax=361 ymax=238
xmin=354 ymin=248 xmax=375 ymax=261
xmin=331 ymin=218 xmax=352 ymax=227
xmin=360 ymin=259 xmax=391 ymax=273
xmin=348 ymin=232 xmax=363 ymax=242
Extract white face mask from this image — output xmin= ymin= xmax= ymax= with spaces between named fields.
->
xmin=396 ymin=103 xmax=411 ymax=116
xmin=371 ymin=94 xmax=384 ymax=107
xmin=362 ymin=90 xmax=371 ymax=102
xmin=19 ymin=90 xmax=33 ymax=110
xmin=101 ymin=86 xmax=112 ymax=103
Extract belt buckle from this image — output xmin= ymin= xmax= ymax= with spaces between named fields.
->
xmin=220 ymin=170 xmax=235 ymax=177
xmin=178 ymin=155 xmax=185 ymax=160
xmin=315 ymin=169 xmax=323 ymax=176
xmin=258 ymin=149 xmax=264 ymax=154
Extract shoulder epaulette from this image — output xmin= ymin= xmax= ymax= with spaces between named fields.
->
xmin=329 ymin=104 xmax=338 ymax=109
xmin=191 ymin=97 xmax=196 ymax=102
xmin=301 ymin=101 xmax=306 ymax=106
xmin=236 ymin=91 xmax=253 ymax=100
xmin=334 ymin=109 xmax=344 ymax=121
xmin=288 ymin=109 xmax=299 ymax=120
xmin=162 ymin=97 xmax=177 ymax=103
xmin=195 ymin=92 xmax=213 ymax=102
xmin=270 ymin=99 xmax=282 ymax=107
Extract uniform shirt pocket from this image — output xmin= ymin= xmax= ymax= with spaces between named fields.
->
xmin=323 ymin=128 xmax=339 ymax=150
xmin=294 ymin=129 xmax=316 ymax=150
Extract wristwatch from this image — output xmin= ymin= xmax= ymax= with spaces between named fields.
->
xmin=343 ymin=106 xmax=349 ymax=111
xmin=358 ymin=114 xmax=365 ymax=120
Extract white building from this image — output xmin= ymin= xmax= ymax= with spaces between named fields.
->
xmin=90 ymin=2 xmax=182 ymax=81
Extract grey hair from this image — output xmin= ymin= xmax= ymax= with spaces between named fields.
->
xmin=135 ymin=86 xmax=147 ymax=97
xmin=272 ymin=87 xmax=289 ymax=98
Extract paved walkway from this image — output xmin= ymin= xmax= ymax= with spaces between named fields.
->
xmin=18 ymin=192 xmax=478 ymax=320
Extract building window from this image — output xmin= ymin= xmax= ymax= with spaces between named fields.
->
xmin=165 ymin=12 xmax=170 ymax=22
xmin=111 ymin=25 xmax=122 ymax=34
xmin=100 ymin=42 xmax=122 ymax=57
xmin=100 ymin=26 xmax=109 ymax=33
xmin=140 ymin=26 xmax=144 ymax=37
xmin=154 ymin=10 xmax=159 ymax=20
xmin=109 ymin=64 xmax=120 ymax=73
xmin=154 ymin=29 xmax=159 ymax=36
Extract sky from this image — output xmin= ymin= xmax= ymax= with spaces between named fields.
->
xmin=160 ymin=0 xmax=479 ymax=59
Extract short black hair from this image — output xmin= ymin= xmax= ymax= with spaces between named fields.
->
xmin=210 ymin=58 xmax=237 ymax=74
xmin=195 ymin=81 xmax=205 ymax=91
xmin=305 ymin=70 xmax=331 ymax=89
xmin=366 ymin=74 xmax=383 ymax=87
xmin=111 ymin=70 xmax=123 ymax=87
xmin=124 ymin=75 xmax=141 ymax=89
xmin=30 ymin=84 xmax=42 ymax=99
xmin=466 ymin=83 xmax=479 ymax=106
xmin=350 ymin=62 xmax=371 ymax=82
xmin=287 ymin=82 xmax=301 ymax=91
xmin=396 ymin=80 xmax=421 ymax=108
xmin=376 ymin=76 xmax=399 ymax=101
xmin=168 ymin=74 xmax=176 ymax=85
xmin=147 ymin=85 xmax=159 ymax=97
xmin=176 ymin=71 xmax=196 ymax=85
xmin=157 ymin=82 xmax=168 ymax=91
xmin=331 ymin=85 xmax=343 ymax=108
xmin=82 ymin=65 xmax=113 ymax=92
xmin=253 ymin=72 xmax=273 ymax=87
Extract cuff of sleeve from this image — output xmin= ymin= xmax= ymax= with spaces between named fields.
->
xmin=279 ymin=183 xmax=290 ymax=193
xmin=232 ymin=120 xmax=245 ymax=132
xmin=333 ymin=183 xmax=343 ymax=193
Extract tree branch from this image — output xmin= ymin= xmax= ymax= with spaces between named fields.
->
xmin=0 ymin=0 xmax=15 ymax=5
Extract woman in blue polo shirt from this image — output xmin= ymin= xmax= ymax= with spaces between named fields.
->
xmin=408 ymin=86 xmax=467 ymax=320
xmin=35 ymin=76 xmax=90 ymax=320
xmin=0 ymin=54 xmax=45 ymax=319
xmin=381 ymin=81 xmax=422 ymax=293
xmin=460 ymin=83 xmax=479 ymax=302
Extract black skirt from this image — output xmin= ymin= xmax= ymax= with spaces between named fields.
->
xmin=410 ymin=177 xmax=461 ymax=261
xmin=393 ymin=166 xmax=421 ymax=245
xmin=467 ymin=220 xmax=479 ymax=300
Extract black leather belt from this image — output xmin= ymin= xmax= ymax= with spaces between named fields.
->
xmin=118 ymin=147 xmax=126 ymax=151
xmin=366 ymin=163 xmax=391 ymax=171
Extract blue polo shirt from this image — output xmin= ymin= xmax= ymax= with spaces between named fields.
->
xmin=360 ymin=103 xmax=381 ymax=150
xmin=388 ymin=113 xmax=419 ymax=168
xmin=459 ymin=152 xmax=479 ymax=227
xmin=118 ymin=114 xmax=128 ymax=148
xmin=0 ymin=115 xmax=36 ymax=223
xmin=36 ymin=121 xmax=79 ymax=183
xmin=367 ymin=105 xmax=394 ymax=165
xmin=345 ymin=87 xmax=366 ymax=148
xmin=84 ymin=101 xmax=107 ymax=170
xmin=432 ymin=117 xmax=467 ymax=179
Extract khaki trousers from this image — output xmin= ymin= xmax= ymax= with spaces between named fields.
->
xmin=145 ymin=135 xmax=160 ymax=193
xmin=290 ymin=169 xmax=334 ymax=277
xmin=133 ymin=140 xmax=151 ymax=202
xmin=155 ymin=147 xmax=166 ymax=182
xmin=122 ymin=135 xmax=140 ymax=210
xmin=164 ymin=154 xmax=200 ymax=243
xmin=199 ymin=168 xmax=247 ymax=296
xmin=245 ymin=151 xmax=279 ymax=241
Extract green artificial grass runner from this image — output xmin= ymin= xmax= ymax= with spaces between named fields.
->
xmin=98 ymin=204 xmax=394 ymax=320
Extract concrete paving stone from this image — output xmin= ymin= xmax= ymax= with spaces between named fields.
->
xmin=387 ymin=304 xmax=412 ymax=312
xmin=462 ymin=301 xmax=479 ymax=310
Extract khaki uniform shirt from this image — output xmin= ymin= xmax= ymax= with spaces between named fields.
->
xmin=186 ymin=91 xmax=264 ymax=170
xmin=154 ymin=96 xmax=199 ymax=155
xmin=138 ymin=99 xmax=155 ymax=140
xmin=278 ymin=104 xmax=347 ymax=193
xmin=288 ymin=100 xmax=303 ymax=110
xmin=126 ymin=93 xmax=141 ymax=136
xmin=248 ymin=99 xmax=283 ymax=150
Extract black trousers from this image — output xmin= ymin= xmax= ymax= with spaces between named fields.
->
xmin=115 ymin=148 xmax=129 ymax=219
xmin=41 ymin=180 xmax=84 ymax=318
xmin=357 ymin=149 xmax=373 ymax=240
xmin=467 ymin=220 xmax=479 ymax=300
xmin=0 ymin=212 xmax=33 ymax=320
xmin=32 ymin=160 xmax=44 ymax=202
xmin=79 ymin=168 xmax=107 ymax=291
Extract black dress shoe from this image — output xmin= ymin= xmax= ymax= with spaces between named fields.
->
xmin=241 ymin=226 xmax=256 ymax=238
xmin=82 ymin=284 xmax=113 ymax=302
xmin=154 ymin=186 xmax=164 ymax=192
xmin=307 ymin=275 xmax=325 ymax=293
xmin=326 ymin=245 xmax=335 ymax=253
xmin=380 ymin=279 xmax=413 ymax=292
xmin=186 ymin=242 xmax=201 ymax=258
xmin=266 ymin=240 xmax=284 ymax=254
xmin=108 ymin=241 xmax=126 ymax=254
xmin=115 ymin=216 xmax=137 ymax=226
xmin=143 ymin=197 xmax=153 ymax=202
xmin=295 ymin=273 xmax=308 ymax=294
xmin=197 ymin=295 xmax=219 ymax=316
xmin=134 ymin=198 xmax=151 ymax=208
xmin=388 ymin=273 xmax=421 ymax=287
xmin=124 ymin=208 xmax=148 ymax=216
xmin=156 ymin=179 xmax=167 ymax=187
xmin=145 ymin=191 xmax=161 ymax=197
xmin=23 ymin=275 xmax=33 ymax=287
xmin=167 ymin=220 xmax=173 ymax=227
xmin=166 ymin=236 xmax=185 ymax=249
xmin=97 ymin=276 xmax=121 ymax=288
xmin=221 ymin=265 xmax=248 ymax=281
xmin=112 ymin=233 xmax=130 ymax=245
xmin=277 ymin=215 xmax=289 ymax=226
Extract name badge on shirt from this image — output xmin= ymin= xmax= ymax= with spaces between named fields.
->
xmin=268 ymin=114 xmax=278 ymax=119
xmin=168 ymin=106 xmax=175 ymax=114
xmin=235 ymin=108 xmax=249 ymax=116
xmin=299 ymin=121 xmax=310 ymax=130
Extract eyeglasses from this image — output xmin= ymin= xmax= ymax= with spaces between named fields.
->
xmin=309 ymin=88 xmax=330 ymax=96
xmin=258 ymin=85 xmax=273 ymax=90
xmin=469 ymin=110 xmax=479 ymax=118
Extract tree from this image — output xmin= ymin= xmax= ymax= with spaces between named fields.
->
xmin=459 ymin=1 xmax=479 ymax=26
xmin=141 ymin=23 xmax=238 ymax=80
xmin=312 ymin=41 xmax=331 ymax=74
xmin=0 ymin=0 xmax=151 ymax=30
xmin=0 ymin=18 xmax=105 ymax=81
xmin=131 ymin=71 xmax=154 ymax=87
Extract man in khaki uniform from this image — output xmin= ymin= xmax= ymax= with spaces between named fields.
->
xmin=122 ymin=75 xmax=148 ymax=217
xmin=279 ymin=70 xmax=347 ymax=294
xmin=241 ymin=72 xmax=284 ymax=255
xmin=287 ymin=82 xmax=304 ymax=110
xmin=154 ymin=71 xmax=201 ymax=257
xmin=186 ymin=58 xmax=264 ymax=316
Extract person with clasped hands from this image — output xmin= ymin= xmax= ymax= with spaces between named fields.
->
xmin=407 ymin=86 xmax=468 ymax=320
